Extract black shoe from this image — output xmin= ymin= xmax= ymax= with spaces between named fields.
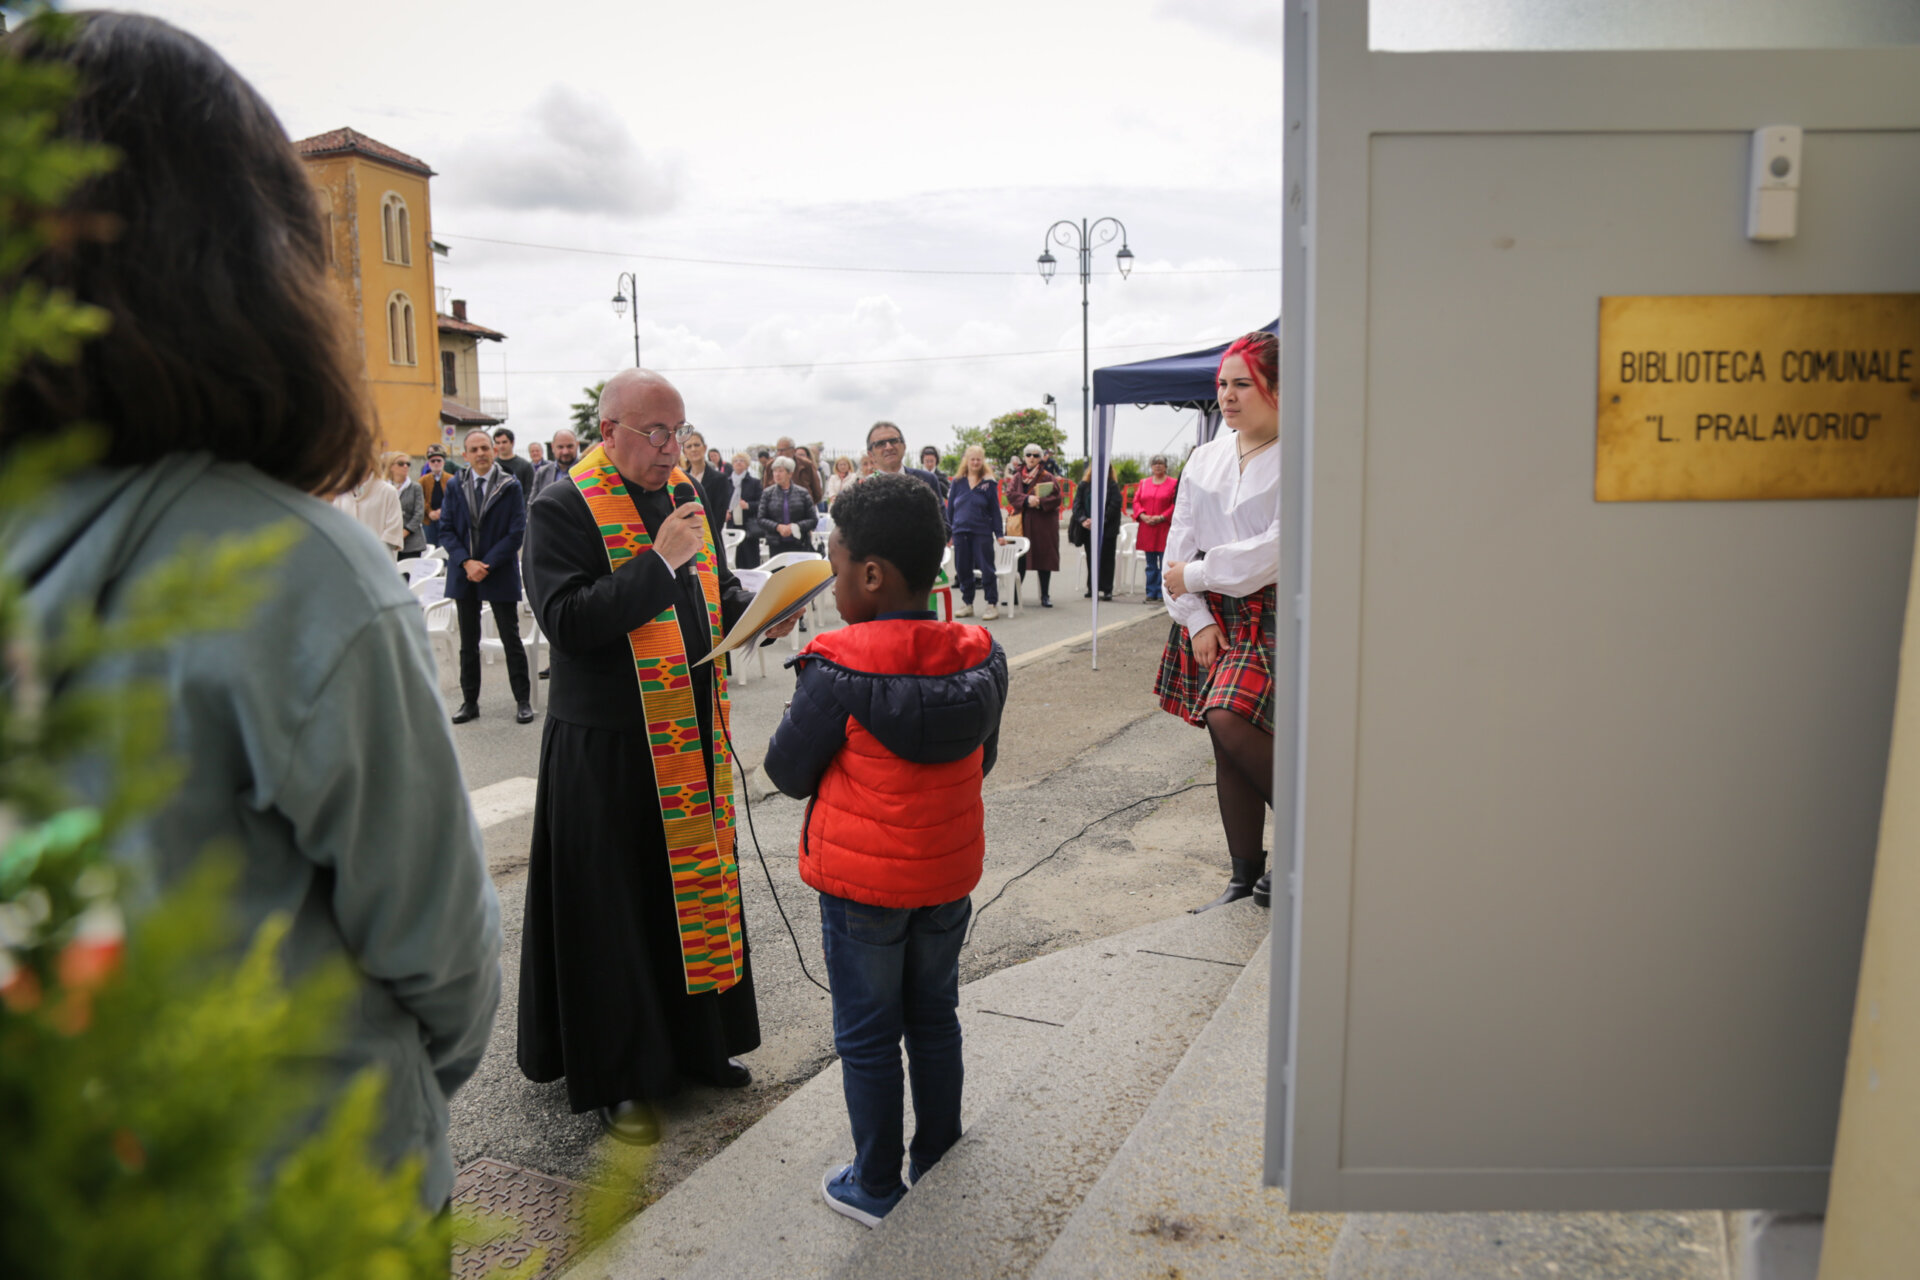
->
xmin=695 ymin=1057 xmax=752 ymax=1089
xmin=539 ymin=667 xmax=550 ymax=680
xmin=451 ymin=702 xmax=479 ymax=724
xmin=516 ymin=702 xmax=536 ymax=724
xmin=1100 ymin=592 xmax=1113 ymax=601
xmin=1252 ymin=870 xmax=1273 ymax=909
xmin=596 ymin=1100 xmax=661 ymax=1146
xmin=1040 ymin=597 xmax=1053 ymax=608
xmin=1083 ymin=590 xmax=1093 ymax=598
xmin=1190 ymin=857 xmax=1263 ymax=913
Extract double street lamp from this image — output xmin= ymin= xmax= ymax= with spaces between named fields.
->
xmin=1037 ymin=218 xmax=1134 ymax=459
xmin=610 ymin=271 xmax=640 ymax=368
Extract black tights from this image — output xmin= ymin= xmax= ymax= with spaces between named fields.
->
xmin=1017 ymin=566 xmax=1052 ymax=600
xmin=1206 ymin=708 xmax=1273 ymax=866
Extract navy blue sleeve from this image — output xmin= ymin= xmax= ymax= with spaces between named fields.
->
xmin=436 ymin=481 xmax=468 ymax=560
xmin=480 ymin=482 xmax=526 ymax=568
xmin=763 ymin=662 xmax=849 ymax=799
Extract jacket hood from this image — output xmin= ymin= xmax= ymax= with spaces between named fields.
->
xmin=791 ymin=620 xmax=1006 ymax=765
xmin=3 ymin=454 xmax=219 ymax=597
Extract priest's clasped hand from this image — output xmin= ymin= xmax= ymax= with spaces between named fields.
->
xmin=653 ymin=502 xmax=707 ymax=570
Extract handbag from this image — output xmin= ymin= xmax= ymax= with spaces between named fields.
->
xmin=1005 ymin=510 xmax=1024 ymax=538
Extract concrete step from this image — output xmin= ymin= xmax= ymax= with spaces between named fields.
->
xmin=1030 ymin=935 xmax=1345 ymax=1279
xmin=826 ymin=901 xmax=1272 ymax=1280
xmin=583 ymin=900 xmax=1269 ymax=1280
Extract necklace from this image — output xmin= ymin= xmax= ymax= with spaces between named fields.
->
xmin=1237 ymin=433 xmax=1278 ymax=462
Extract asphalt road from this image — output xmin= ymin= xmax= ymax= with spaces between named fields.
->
xmin=435 ymin=558 xmax=1229 ymax=1205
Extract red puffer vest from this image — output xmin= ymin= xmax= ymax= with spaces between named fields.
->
xmin=779 ymin=619 xmax=1007 ymax=910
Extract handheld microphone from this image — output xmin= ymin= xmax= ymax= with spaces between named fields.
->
xmin=670 ymin=481 xmax=703 ymax=579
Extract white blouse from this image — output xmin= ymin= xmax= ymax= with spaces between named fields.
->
xmin=1164 ymin=431 xmax=1280 ymax=637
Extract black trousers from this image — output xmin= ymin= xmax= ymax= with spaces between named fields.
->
xmin=457 ymin=596 xmax=531 ymax=704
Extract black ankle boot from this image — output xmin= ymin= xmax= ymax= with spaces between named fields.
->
xmin=1190 ymin=857 xmax=1262 ymax=913
xmin=1252 ymin=869 xmax=1272 ymax=909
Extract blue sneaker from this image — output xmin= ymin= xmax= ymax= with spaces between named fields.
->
xmin=821 ymin=1163 xmax=904 ymax=1228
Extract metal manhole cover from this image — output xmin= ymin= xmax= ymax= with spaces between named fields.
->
xmin=451 ymin=1157 xmax=594 ymax=1279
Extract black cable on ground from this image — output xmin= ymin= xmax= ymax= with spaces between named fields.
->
xmin=719 ymin=712 xmax=832 ymax=996
xmin=963 ymin=780 xmax=1218 ymax=947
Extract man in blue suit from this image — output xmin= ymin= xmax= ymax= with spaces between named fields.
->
xmin=439 ymin=428 xmax=534 ymax=724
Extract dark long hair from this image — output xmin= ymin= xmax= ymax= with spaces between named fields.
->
xmin=3 ymin=11 xmax=374 ymax=495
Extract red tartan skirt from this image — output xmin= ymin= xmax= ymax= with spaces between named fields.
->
xmin=1154 ymin=585 xmax=1276 ymax=735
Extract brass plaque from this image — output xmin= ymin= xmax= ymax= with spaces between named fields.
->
xmin=1596 ymin=294 xmax=1920 ymax=501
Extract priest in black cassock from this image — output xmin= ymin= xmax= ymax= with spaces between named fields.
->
xmin=517 ymin=368 xmax=796 ymax=1145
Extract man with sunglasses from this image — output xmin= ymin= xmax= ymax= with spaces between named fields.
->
xmin=517 ymin=368 xmax=793 ymax=1148
xmin=866 ymin=421 xmax=948 ymax=534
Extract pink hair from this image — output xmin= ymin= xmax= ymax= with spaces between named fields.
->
xmin=1218 ymin=330 xmax=1279 ymax=409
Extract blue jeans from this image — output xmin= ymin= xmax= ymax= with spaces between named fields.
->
xmin=1144 ymin=550 xmax=1164 ymax=600
xmin=951 ymin=532 xmax=998 ymax=605
xmin=818 ymin=893 xmax=970 ymax=1197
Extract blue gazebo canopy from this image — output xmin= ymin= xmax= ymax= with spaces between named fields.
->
xmin=1091 ymin=318 xmax=1279 ymax=410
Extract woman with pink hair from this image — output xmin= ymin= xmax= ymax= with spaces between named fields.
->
xmin=1153 ymin=331 xmax=1281 ymax=912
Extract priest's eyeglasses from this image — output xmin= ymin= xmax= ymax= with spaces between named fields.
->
xmin=611 ymin=420 xmax=697 ymax=449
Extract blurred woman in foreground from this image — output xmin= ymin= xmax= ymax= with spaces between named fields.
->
xmin=2 ymin=10 xmax=501 ymax=1208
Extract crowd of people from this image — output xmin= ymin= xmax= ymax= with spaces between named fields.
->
xmin=8 ymin=7 xmax=1279 ymax=1243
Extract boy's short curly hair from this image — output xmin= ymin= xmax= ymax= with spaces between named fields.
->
xmin=830 ymin=472 xmax=945 ymax=595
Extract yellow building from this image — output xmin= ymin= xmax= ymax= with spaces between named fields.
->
xmin=295 ymin=127 xmax=443 ymax=457
xmin=437 ymin=298 xmax=508 ymax=445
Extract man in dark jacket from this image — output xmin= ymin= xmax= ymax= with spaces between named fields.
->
xmin=421 ymin=443 xmax=451 ymax=546
xmin=763 ymin=473 xmax=1007 ymax=1226
xmin=439 ymin=428 xmax=533 ymax=724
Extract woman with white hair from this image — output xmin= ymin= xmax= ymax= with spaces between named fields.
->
xmin=753 ymin=455 xmax=818 ymax=558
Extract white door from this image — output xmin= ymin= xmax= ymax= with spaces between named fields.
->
xmin=1272 ymin=0 xmax=1920 ymax=1211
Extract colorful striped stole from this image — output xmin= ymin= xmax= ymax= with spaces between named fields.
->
xmin=568 ymin=444 xmax=743 ymax=995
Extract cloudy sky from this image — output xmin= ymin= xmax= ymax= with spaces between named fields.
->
xmin=109 ymin=0 xmax=1282 ymax=461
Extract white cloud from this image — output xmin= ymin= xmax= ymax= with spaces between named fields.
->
xmin=437 ymin=87 xmax=682 ymax=217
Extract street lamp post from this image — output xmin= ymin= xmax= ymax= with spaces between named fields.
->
xmin=1036 ymin=218 xmax=1134 ymax=459
xmin=610 ymin=271 xmax=640 ymax=368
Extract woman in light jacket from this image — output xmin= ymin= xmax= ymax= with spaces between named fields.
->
xmin=1154 ymin=331 xmax=1281 ymax=914
xmin=4 ymin=11 xmax=501 ymax=1210
xmin=386 ymin=449 xmax=427 ymax=558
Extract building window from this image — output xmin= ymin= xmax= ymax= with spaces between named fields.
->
xmin=442 ymin=350 xmax=458 ymax=396
xmin=381 ymin=192 xmax=411 ymax=266
xmin=388 ymin=292 xmax=416 ymax=365
xmin=314 ymin=188 xmax=335 ymax=265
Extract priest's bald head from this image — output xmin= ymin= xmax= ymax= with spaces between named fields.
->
xmin=597 ymin=368 xmax=690 ymax=492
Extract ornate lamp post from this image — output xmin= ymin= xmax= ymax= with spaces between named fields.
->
xmin=1037 ymin=218 xmax=1134 ymax=459
xmin=610 ymin=271 xmax=640 ymax=368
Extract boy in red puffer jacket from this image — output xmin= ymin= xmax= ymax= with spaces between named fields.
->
xmin=764 ymin=472 xmax=1008 ymax=1228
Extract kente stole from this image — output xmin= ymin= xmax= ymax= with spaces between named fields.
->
xmin=569 ymin=445 xmax=743 ymax=995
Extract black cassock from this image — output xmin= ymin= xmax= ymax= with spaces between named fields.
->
xmin=517 ymin=474 xmax=760 ymax=1112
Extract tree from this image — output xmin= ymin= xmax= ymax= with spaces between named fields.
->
xmin=569 ymin=380 xmax=606 ymax=444
xmin=949 ymin=408 xmax=1067 ymax=473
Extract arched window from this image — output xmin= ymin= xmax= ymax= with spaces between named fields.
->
xmin=387 ymin=291 xmax=416 ymax=365
xmin=381 ymin=192 xmax=411 ymax=266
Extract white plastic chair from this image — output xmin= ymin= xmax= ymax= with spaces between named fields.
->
xmin=1115 ymin=522 xmax=1140 ymax=594
xmin=399 ymin=557 xmax=444 ymax=588
xmin=722 ymin=526 xmax=745 ymax=568
xmin=992 ymin=537 xmax=1030 ymax=617
xmin=424 ymin=544 xmax=448 ymax=561
xmin=421 ymin=597 xmax=457 ymax=681
xmin=480 ymin=603 xmax=546 ymax=708
xmin=412 ymin=574 xmax=446 ymax=603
